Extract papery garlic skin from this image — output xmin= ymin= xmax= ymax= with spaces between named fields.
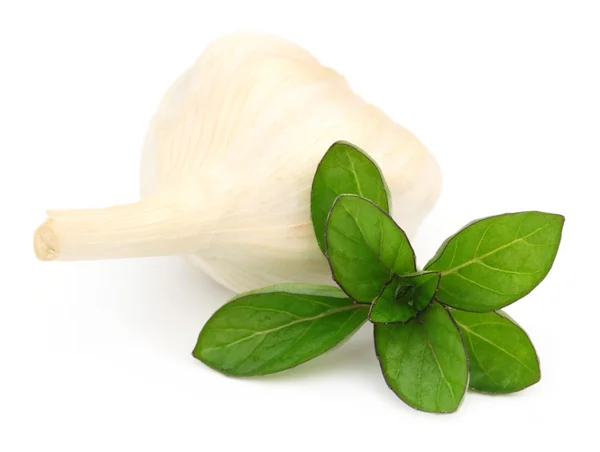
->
xmin=35 ymin=33 xmax=442 ymax=294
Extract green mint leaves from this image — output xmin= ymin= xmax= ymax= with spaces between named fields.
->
xmin=425 ymin=212 xmax=564 ymax=311
xmin=311 ymin=141 xmax=391 ymax=253
xmin=193 ymin=284 xmax=368 ymax=376
xmin=452 ymin=310 xmax=540 ymax=393
xmin=193 ymin=141 xmax=564 ymax=414
xmin=325 ymin=195 xmax=416 ymax=303
xmin=375 ymin=302 xmax=469 ymax=413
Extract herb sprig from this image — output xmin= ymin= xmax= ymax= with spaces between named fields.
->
xmin=193 ymin=141 xmax=564 ymax=413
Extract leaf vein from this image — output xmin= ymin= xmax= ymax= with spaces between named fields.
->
xmin=453 ymin=272 xmax=522 ymax=295
xmin=457 ymin=322 xmax=536 ymax=373
xmin=477 ymin=260 xmax=546 ymax=275
xmin=345 ymin=149 xmax=365 ymax=197
xmin=203 ymin=305 xmax=362 ymax=352
xmin=441 ymin=222 xmax=554 ymax=275
xmin=464 ymin=329 xmax=502 ymax=386
xmin=419 ymin=321 xmax=457 ymax=404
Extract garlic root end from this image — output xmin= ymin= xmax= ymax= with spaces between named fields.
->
xmin=34 ymin=220 xmax=59 ymax=261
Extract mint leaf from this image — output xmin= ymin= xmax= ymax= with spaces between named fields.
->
xmin=425 ymin=211 xmax=564 ymax=312
xmin=374 ymin=302 xmax=468 ymax=413
xmin=399 ymin=271 xmax=441 ymax=311
xmin=452 ymin=309 xmax=540 ymax=393
xmin=369 ymin=277 xmax=418 ymax=324
xmin=311 ymin=141 xmax=390 ymax=253
xmin=325 ymin=195 xmax=416 ymax=303
xmin=193 ymin=284 xmax=368 ymax=376
xmin=369 ymin=272 xmax=440 ymax=324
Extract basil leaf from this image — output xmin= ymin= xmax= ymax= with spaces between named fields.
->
xmin=193 ymin=284 xmax=369 ymax=376
xmin=375 ymin=302 xmax=468 ymax=413
xmin=325 ymin=195 xmax=416 ymax=303
xmin=311 ymin=141 xmax=390 ymax=253
xmin=425 ymin=211 xmax=564 ymax=312
xmin=369 ymin=272 xmax=440 ymax=324
xmin=452 ymin=309 xmax=540 ymax=393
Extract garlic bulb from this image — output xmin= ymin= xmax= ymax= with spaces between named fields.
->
xmin=34 ymin=33 xmax=442 ymax=293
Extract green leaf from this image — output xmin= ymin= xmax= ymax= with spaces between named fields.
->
xmin=425 ymin=211 xmax=564 ymax=312
xmin=369 ymin=272 xmax=440 ymax=324
xmin=311 ymin=141 xmax=390 ymax=253
xmin=369 ymin=277 xmax=417 ymax=324
xmin=452 ymin=309 xmax=540 ymax=393
xmin=374 ymin=302 xmax=468 ymax=413
xmin=193 ymin=284 xmax=369 ymax=376
xmin=325 ymin=195 xmax=416 ymax=303
xmin=398 ymin=272 xmax=441 ymax=311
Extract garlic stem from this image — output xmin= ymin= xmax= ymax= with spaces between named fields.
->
xmin=33 ymin=195 xmax=212 ymax=261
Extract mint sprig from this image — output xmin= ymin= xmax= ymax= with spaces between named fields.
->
xmin=193 ymin=140 xmax=564 ymax=413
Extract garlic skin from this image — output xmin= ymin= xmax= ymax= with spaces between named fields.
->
xmin=34 ymin=33 xmax=442 ymax=294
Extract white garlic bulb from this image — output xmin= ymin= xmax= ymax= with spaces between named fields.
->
xmin=34 ymin=33 xmax=442 ymax=293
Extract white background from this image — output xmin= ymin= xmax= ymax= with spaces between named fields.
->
xmin=1 ymin=1 xmax=599 ymax=451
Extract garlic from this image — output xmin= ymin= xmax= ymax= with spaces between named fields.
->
xmin=34 ymin=33 xmax=442 ymax=293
